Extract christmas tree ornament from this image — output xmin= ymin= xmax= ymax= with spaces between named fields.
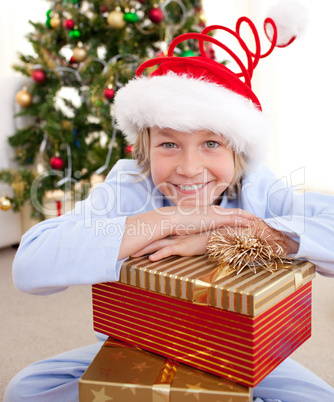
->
xmin=46 ymin=9 xmax=52 ymax=18
xmin=46 ymin=18 xmax=52 ymax=28
xmin=73 ymin=128 xmax=80 ymax=147
xmin=125 ymin=145 xmax=132 ymax=154
xmin=32 ymin=69 xmax=46 ymax=83
xmin=69 ymin=29 xmax=81 ymax=39
xmin=124 ymin=9 xmax=139 ymax=24
xmin=62 ymin=119 xmax=73 ymax=130
xmin=100 ymin=4 xmax=108 ymax=14
xmin=69 ymin=56 xmax=77 ymax=64
xmin=107 ymin=9 xmax=126 ymax=29
xmin=198 ymin=10 xmax=206 ymax=26
xmin=0 ymin=195 xmax=12 ymax=211
xmin=181 ymin=49 xmax=196 ymax=57
xmin=148 ymin=5 xmax=164 ymax=24
xmin=50 ymin=14 xmax=62 ymax=29
xmin=56 ymin=143 xmax=77 ymax=187
xmin=12 ymin=180 xmax=25 ymax=198
xmin=15 ymin=88 xmax=33 ymax=107
xmin=50 ymin=155 xmax=65 ymax=170
xmin=72 ymin=42 xmax=88 ymax=62
xmin=104 ymin=86 xmax=115 ymax=100
xmin=63 ymin=19 xmax=75 ymax=29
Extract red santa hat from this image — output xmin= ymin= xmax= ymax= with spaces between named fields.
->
xmin=114 ymin=1 xmax=307 ymax=166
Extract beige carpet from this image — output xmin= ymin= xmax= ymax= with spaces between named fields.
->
xmin=1 ymin=246 xmax=334 ymax=400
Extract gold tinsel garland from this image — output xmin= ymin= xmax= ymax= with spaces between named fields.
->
xmin=206 ymin=224 xmax=292 ymax=277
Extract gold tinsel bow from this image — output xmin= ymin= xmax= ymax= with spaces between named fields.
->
xmin=206 ymin=225 xmax=292 ymax=277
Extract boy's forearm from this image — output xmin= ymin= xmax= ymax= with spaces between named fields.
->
xmin=117 ymin=206 xmax=254 ymax=260
xmin=117 ymin=208 xmax=175 ymax=260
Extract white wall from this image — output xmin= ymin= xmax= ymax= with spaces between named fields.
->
xmin=0 ymin=1 xmax=46 ymax=76
xmin=203 ymin=0 xmax=334 ymax=193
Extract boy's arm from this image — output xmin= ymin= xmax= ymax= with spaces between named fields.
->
xmin=117 ymin=206 xmax=254 ymax=260
xmin=130 ymin=218 xmax=299 ymax=262
xmin=242 ymin=165 xmax=334 ymax=277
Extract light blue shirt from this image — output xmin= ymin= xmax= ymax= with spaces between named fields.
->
xmin=13 ymin=159 xmax=334 ymax=295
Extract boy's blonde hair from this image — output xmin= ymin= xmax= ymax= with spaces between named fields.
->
xmin=132 ymin=128 xmax=248 ymax=198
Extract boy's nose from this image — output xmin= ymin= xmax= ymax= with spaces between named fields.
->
xmin=175 ymin=150 xmax=203 ymax=177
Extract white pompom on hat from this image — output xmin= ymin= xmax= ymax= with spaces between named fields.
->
xmin=265 ymin=0 xmax=308 ymax=47
xmin=114 ymin=1 xmax=307 ymax=166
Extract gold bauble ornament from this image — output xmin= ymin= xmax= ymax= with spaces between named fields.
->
xmin=73 ymin=42 xmax=88 ymax=62
xmin=107 ymin=9 xmax=126 ymax=29
xmin=0 ymin=195 xmax=12 ymax=211
xmin=15 ymin=88 xmax=33 ymax=107
xmin=62 ymin=120 xmax=73 ymax=130
xmin=11 ymin=181 xmax=25 ymax=197
xmin=198 ymin=11 xmax=206 ymax=25
xmin=50 ymin=15 xmax=61 ymax=29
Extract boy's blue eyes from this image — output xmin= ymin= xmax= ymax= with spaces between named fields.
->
xmin=205 ymin=141 xmax=219 ymax=148
xmin=162 ymin=141 xmax=219 ymax=149
xmin=163 ymin=142 xmax=177 ymax=148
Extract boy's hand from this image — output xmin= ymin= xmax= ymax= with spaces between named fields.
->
xmin=252 ymin=219 xmax=299 ymax=256
xmin=131 ymin=232 xmax=212 ymax=261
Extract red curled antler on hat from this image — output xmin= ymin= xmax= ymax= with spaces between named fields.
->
xmin=115 ymin=1 xmax=307 ymax=166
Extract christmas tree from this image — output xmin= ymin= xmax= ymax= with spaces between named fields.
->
xmin=0 ymin=0 xmax=206 ymax=219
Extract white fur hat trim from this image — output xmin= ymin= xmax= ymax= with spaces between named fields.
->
xmin=114 ymin=72 xmax=270 ymax=166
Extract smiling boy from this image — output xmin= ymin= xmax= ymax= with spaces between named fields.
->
xmin=5 ymin=20 xmax=334 ymax=402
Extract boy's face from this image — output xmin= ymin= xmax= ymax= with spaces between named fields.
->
xmin=149 ymin=126 xmax=235 ymax=206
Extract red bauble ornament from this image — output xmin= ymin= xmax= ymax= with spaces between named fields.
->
xmin=125 ymin=145 xmax=132 ymax=155
xmin=69 ymin=56 xmax=77 ymax=64
xmin=63 ymin=19 xmax=75 ymax=29
xmin=148 ymin=6 xmax=164 ymax=24
xmin=104 ymin=88 xmax=115 ymax=100
xmin=137 ymin=0 xmax=145 ymax=3
xmin=32 ymin=69 xmax=46 ymax=83
xmin=100 ymin=4 xmax=108 ymax=13
xmin=156 ymin=51 xmax=166 ymax=58
xmin=50 ymin=155 xmax=65 ymax=170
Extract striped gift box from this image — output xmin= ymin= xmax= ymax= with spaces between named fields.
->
xmin=92 ymin=256 xmax=315 ymax=387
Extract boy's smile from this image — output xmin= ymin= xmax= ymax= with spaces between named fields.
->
xmin=149 ymin=126 xmax=235 ymax=206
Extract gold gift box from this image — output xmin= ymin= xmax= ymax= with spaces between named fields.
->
xmin=119 ymin=256 xmax=315 ymax=316
xmin=79 ymin=337 xmax=253 ymax=402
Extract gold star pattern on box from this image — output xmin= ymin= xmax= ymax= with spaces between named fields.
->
xmin=184 ymin=382 xmax=208 ymax=401
xmin=131 ymin=361 xmax=151 ymax=372
xmin=80 ymin=338 xmax=252 ymax=402
xmin=91 ymin=386 xmax=113 ymax=402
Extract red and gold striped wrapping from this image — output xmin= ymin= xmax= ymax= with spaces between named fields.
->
xmin=119 ymin=256 xmax=315 ymax=316
xmin=92 ymin=280 xmax=312 ymax=387
xmin=79 ymin=337 xmax=253 ymax=402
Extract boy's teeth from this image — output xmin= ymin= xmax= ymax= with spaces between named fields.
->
xmin=178 ymin=183 xmax=205 ymax=191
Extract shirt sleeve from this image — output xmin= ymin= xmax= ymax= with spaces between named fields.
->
xmin=12 ymin=160 xmax=160 ymax=295
xmin=240 ymin=165 xmax=334 ymax=277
